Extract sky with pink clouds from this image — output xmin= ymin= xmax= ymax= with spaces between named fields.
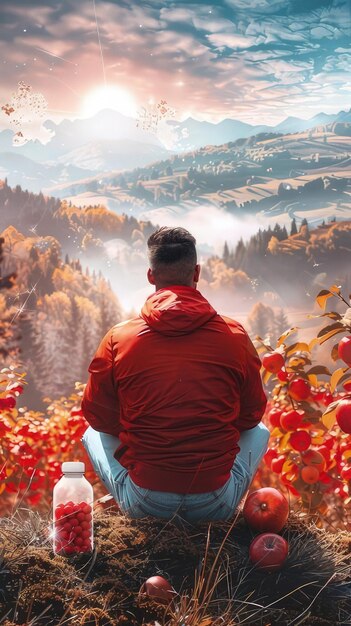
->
xmin=0 ymin=0 xmax=350 ymax=127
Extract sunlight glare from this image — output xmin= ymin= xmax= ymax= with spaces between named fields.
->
xmin=82 ymin=85 xmax=137 ymax=118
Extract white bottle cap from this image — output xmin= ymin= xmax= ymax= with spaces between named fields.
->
xmin=61 ymin=461 xmax=85 ymax=473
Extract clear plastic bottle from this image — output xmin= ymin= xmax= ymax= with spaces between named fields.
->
xmin=52 ymin=461 xmax=93 ymax=556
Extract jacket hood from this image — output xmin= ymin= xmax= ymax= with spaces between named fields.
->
xmin=141 ymin=286 xmax=217 ymax=336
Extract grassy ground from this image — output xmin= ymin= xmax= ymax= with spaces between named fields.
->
xmin=0 ymin=503 xmax=350 ymax=626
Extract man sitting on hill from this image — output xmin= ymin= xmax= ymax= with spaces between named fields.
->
xmin=81 ymin=226 xmax=269 ymax=523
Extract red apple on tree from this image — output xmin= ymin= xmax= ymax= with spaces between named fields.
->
xmin=269 ymin=407 xmax=283 ymax=428
xmin=338 ymin=336 xmax=351 ymax=366
xmin=288 ymin=378 xmax=311 ymax=401
xmin=317 ymin=445 xmax=331 ymax=466
xmin=301 ymin=465 xmax=320 ymax=484
xmin=264 ymin=449 xmax=278 ymax=469
xmin=280 ymin=409 xmax=303 ymax=431
xmin=262 ymin=352 xmax=285 ymax=374
xmin=243 ymin=488 xmax=289 ymax=532
xmin=0 ymin=396 xmax=16 ymax=410
xmin=249 ymin=533 xmax=288 ymax=571
xmin=271 ymin=455 xmax=286 ymax=474
xmin=277 ymin=368 xmax=289 ymax=382
xmin=301 ymin=450 xmax=326 ymax=472
xmin=335 ymin=399 xmax=351 ymax=434
xmin=289 ymin=430 xmax=311 ymax=451
xmin=341 ymin=465 xmax=351 ymax=481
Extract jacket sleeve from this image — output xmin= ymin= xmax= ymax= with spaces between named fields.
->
xmin=81 ymin=330 xmax=121 ymax=437
xmin=236 ymin=332 xmax=267 ymax=432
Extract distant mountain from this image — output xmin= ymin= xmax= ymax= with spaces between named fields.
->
xmin=0 ymin=152 xmax=95 ymax=193
xmin=274 ymin=116 xmax=312 ymax=133
xmin=173 ymin=109 xmax=351 ymax=148
xmin=0 ymin=109 xmax=164 ymax=163
xmin=274 ymin=110 xmax=351 ymax=134
xmin=168 ymin=117 xmax=272 ymax=149
xmin=57 ymin=139 xmax=169 ymax=172
xmin=0 ymin=107 xmax=350 ymax=194
xmin=0 ymin=110 xmax=170 ymax=190
xmin=335 ymin=109 xmax=351 ymax=123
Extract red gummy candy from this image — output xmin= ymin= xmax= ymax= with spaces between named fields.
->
xmin=54 ymin=501 xmax=93 ymax=555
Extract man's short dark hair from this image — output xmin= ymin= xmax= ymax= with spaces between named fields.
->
xmin=147 ymin=227 xmax=197 ymax=286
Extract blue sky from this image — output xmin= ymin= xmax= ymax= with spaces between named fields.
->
xmin=0 ymin=0 xmax=350 ymax=125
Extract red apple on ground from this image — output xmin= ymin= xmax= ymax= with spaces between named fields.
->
xmin=335 ymin=400 xmax=351 ymax=434
xmin=249 ymin=533 xmax=289 ymax=571
xmin=262 ymin=352 xmax=285 ymax=374
xmin=338 ymin=336 xmax=351 ymax=366
xmin=140 ymin=576 xmax=174 ymax=604
xmin=243 ymin=488 xmax=289 ymax=533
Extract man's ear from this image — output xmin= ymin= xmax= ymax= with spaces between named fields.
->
xmin=147 ymin=268 xmax=156 ymax=285
xmin=194 ymin=264 xmax=201 ymax=283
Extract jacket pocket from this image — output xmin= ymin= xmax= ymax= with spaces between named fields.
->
xmin=114 ymin=444 xmax=128 ymax=462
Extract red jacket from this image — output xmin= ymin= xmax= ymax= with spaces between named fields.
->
xmin=81 ymin=285 xmax=267 ymax=493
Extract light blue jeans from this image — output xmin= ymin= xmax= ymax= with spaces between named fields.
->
xmin=81 ymin=423 xmax=270 ymax=524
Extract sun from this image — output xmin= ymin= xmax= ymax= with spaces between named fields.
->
xmin=82 ymin=85 xmax=137 ymax=118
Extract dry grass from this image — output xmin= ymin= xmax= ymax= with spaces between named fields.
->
xmin=0 ymin=503 xmax=350 ymax=626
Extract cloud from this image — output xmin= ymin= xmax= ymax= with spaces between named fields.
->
xmin=138 ymin=203 xmax=261 ymax=255
xmin=207 ymin=32 xmax=256 ymax=50
xmin=323 ymin=53 xmax=351 ymax=72
xmin=224 ymin=0 xmax=287 ymax=11
xmin=0 ymin=0 xmax=350 ymax=129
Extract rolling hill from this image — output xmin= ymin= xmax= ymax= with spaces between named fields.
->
xmin=0 ymin=107 xmax=350 ymax=195
xmin=45 ymin=124 xmax=351 ymax=230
